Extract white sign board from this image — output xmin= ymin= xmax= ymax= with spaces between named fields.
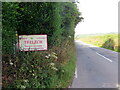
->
xmin=18 ymin=35 xmax=48 ymax=51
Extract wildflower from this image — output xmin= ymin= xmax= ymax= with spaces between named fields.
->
xmin=24 ymin=80 xmax=28 ymax=83
xmin=32 ymin=73 xmax=35 ymax=76
xmin=52 ymin=52 xmax=57 ymax=55
xmin=68 ymin=36 xmax=71 ymax=38
xmin=51 ymin=55 xmax=58 ymax=59
xmin=50 ymin=63 xmax=55 ymax=66
xmin=45 ymin=56 xmax=49 ymax=59
xmin=21 ymin=85 xmax=26 ymax=89
xmin=29 ymin=71 xmax=32 ymax=73
xmin=51 ymin=67 xmax=58 ymax=71
xmin=10 ymin=62 xmax=13 ymax=65
xmin=9 ymin=60 xmax=13 ymax=65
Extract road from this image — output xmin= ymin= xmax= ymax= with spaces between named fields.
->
xmin=71 ymin=40 xmax=119 ymax=88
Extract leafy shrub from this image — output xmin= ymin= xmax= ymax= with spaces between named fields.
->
xmin=102 ymin=38 xmax=114 ymax=50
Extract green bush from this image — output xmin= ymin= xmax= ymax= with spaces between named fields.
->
xmin=102 ymin=38 xmax=114 ymax=50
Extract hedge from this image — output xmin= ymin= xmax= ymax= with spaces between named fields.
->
xmin=2 ymin=2 xmax=83 ymax=88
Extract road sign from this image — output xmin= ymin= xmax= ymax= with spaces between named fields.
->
xmin=18 ymin=35 xmax=48 ymax=51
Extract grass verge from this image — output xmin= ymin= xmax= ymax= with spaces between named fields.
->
xmin=57 ymin=50 xmax=76 ymax=88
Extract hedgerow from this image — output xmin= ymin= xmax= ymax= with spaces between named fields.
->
xmin=2 ymin=2 xmax=83 ymax=88
xmin=2 ymin=3 xmax=19 ymax=54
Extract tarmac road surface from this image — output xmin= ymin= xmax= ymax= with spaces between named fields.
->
xmin=71 ymin=40 xmax=119 ymax=88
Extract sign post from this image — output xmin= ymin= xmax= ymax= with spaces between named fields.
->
xmin=18 ymin=35 xmax=48 ymax=51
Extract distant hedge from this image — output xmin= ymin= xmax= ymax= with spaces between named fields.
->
xmin=2 ymin=2 xmax=83 ymax=54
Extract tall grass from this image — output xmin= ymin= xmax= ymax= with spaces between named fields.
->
xmin=76 ymin=34 xmax=120 ymax=52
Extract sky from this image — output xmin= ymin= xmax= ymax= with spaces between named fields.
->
xmin=75 ymin=0 xmax=119 ymax=35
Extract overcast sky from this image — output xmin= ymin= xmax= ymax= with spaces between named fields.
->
xmin=75 ymin=0 xmax=119 ymax=35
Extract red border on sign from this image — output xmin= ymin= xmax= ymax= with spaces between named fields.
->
xmin=18 ymin=34 xmax=48 ymax=52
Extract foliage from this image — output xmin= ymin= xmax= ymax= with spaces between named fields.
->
xmin=2 ymin=2 xmax=82 ymax=88
xmin=2 ymin=40 xmax=76 ymax=88
xmin=2 ymin=3 xmax=19 ymax=54
xmin=61 ymin=3 xmax=83 ymax=38
xmin=2 ymin=2 xmax=82 ymax=53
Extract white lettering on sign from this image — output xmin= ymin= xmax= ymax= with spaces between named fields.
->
xmin=18 ymin=35 xmax=48 ymax=51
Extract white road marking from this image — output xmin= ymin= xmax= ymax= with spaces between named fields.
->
xmin=75 ymin=68 xmax=77 ymax=78
xmin=96 ymin=52 xmax=113 ymax=62
xmin=102 ymin=83 xmax=115 ymax=88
